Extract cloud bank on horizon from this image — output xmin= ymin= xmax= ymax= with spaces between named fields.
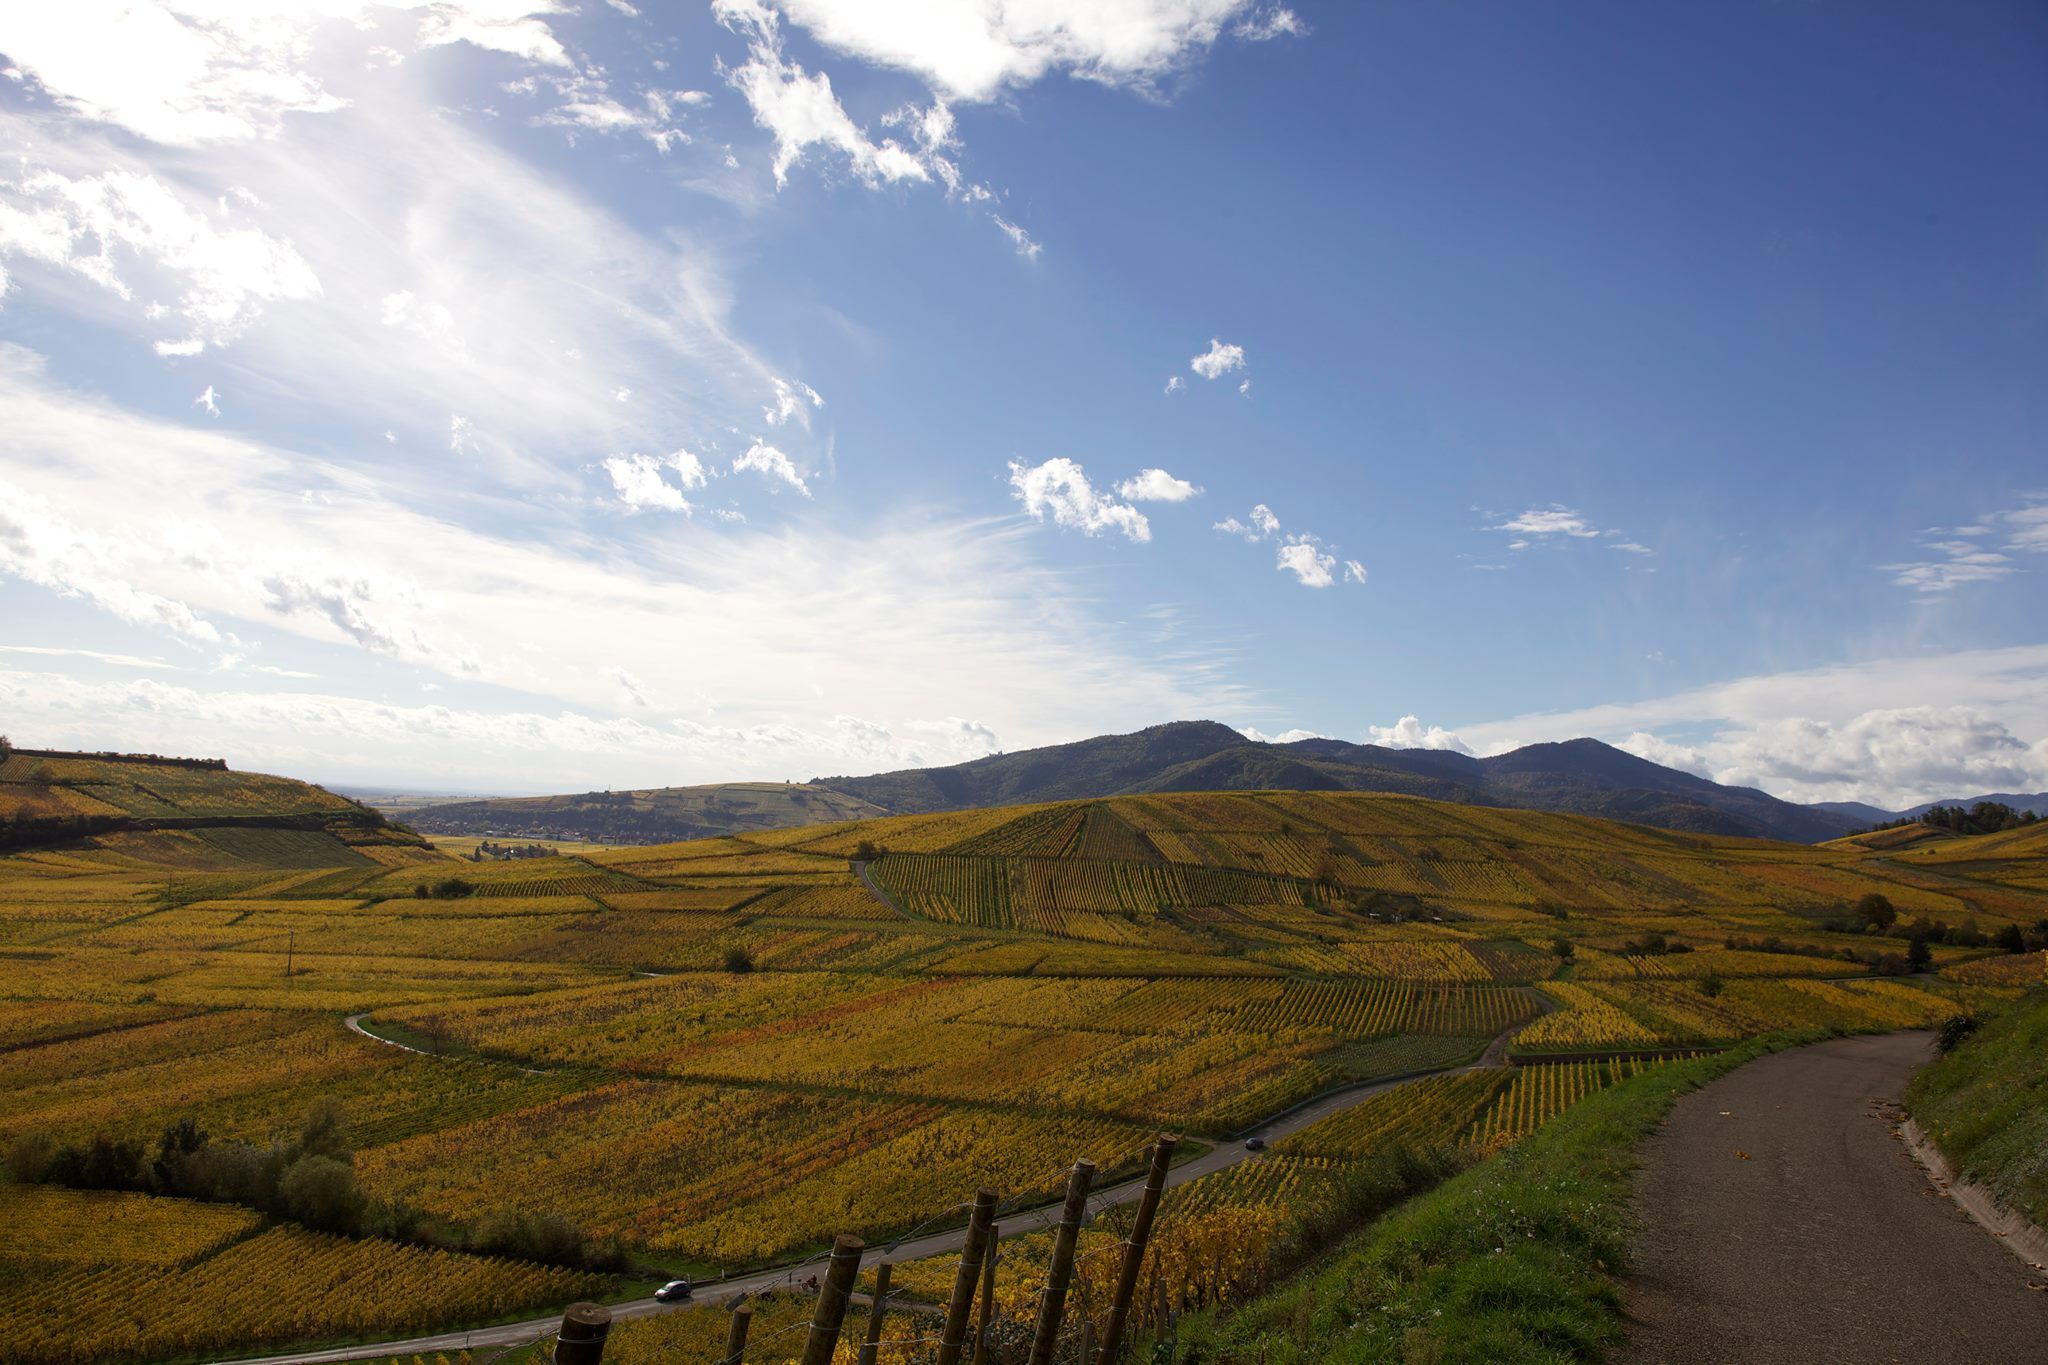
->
xmin=0 ymin=1 xmax=2042 ymax=805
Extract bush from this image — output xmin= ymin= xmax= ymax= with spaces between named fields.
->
xmin=1550 ymin=936 xmax=1574 ymax=962
xmin=723 ymin=945 xmax=756 ymax=974
xmin=1698 ymin=973 xmax=1726 ymax=998
xmin=1857 ymin=893 xmax=1897 ymax=931
xmin=1935 ymin=1014 xmax=1979 ymax=1054
xmin=6 ymin=1130 xmax=56 ymax=1184
xmin=279 ymin=1154 xmax=366 ymax=1234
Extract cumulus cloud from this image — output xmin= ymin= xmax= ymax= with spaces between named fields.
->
xmin=715 ymin=0 xmax=935 ymax=188
xmin=604 ymin=450 xmax=706 ymax=513
xmin=1008 ymin=457 xmax=1150 ymax=542
xmin=1275 ymin=535 xmax=1335 ymax=587
xmin=1190 ymin=337 xmax=1245 ymax=380
xmin=733 ymin=440 xmax=811 ymax=495
xmin=762 ymin=376 xmax=823 ymax=427
xmin=0 ymin=166 xmax=321 ymax=354
xmin=1366 ymin=715 xmax=1473 ymax=754
xmin=1214 ymin=503 xmax=1280 ymax=541
xmin=1234 ymin=6 xmax=1306 ymax=40
xmin=1458 ymin=645 xmax=2048 ymax=807
xmin=1883 ymin=493 xmax=2047 ymax=593
xmin=1116 ymin=468 xmax=1202 ymax=503
xmin=1241 ymin=725 xmax=1322 ymax=743
xmin=1488 ymin=504 xmax=1652 ymax=559
xmin=193 ymin=384 xmax=218 ymax=416
xmin=754 ymin=0 xmax=1282 ymax=103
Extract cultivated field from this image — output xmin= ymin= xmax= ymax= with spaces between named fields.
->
xmin=0 ymin=767 xmax=2041 ymax=1361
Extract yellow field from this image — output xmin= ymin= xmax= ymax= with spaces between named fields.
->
xmin=0 ymin=783 xmax=2040 ymax=1360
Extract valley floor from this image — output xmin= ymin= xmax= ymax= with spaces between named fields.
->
xmin=1623 ymin=1031 xmax=2048 ymax=1362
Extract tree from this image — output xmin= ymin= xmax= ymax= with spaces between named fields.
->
xmin=1906 ymin=934 xmax=1932 ymax=972
xmin=279 ymin=1154 xmax=365 ymax=1234
xmin=723 ymin=945 xmax=756 ymax=974
xmin=1551 ymin=936 xmax=1575 ymax=962
xmin=1856 ymin=893 xmax=1897 ymax=931
xmin=295 ymin=1097 xmax=351 ymax=1164
xmin=1995 ymin=922 xmax=2026 ymax=954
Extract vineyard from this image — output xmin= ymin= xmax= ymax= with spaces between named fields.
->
xmin=0 ymin=781 xmax=2039 ymax=1360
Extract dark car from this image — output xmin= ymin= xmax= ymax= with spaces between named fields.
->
xmin=654 ymin=1279 xmax=692 ymax=1303
xmin=1243 ymin=1137 xmax=1267 ymax=1152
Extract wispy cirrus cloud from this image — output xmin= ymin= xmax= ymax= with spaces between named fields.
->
xmin=1882 ymin=493 xmax=2047 ymax=593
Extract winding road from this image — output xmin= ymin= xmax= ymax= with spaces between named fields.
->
xmin=1623 ymin=1031 xmax=2048 ymax=1363
xmin=221 ymin=1008 xmax=1535 ymax=1364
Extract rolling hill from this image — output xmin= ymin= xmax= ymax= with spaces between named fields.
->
xmin=402 ymin=780 xmax=888 ymax=844
xmin=0 ymin=746 xmax=439 ymax=867
xmin=817 ymin=722 xmax=1865 ymax=844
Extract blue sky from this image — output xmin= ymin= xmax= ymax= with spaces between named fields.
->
xmin=1 ymin=0 xmax=2044 ymax=806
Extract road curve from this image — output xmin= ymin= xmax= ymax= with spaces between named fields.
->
xmin=219 ymin=1018 xmax=1529 ymax=1365
xmin=1623 ymin=1031 xmax=2048 ymax=1363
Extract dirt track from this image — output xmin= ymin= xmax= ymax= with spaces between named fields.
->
xmin=1624 ymin=1031 xmax=2048 ymax=1363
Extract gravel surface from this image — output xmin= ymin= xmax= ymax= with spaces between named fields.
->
xmin=1624 ymin=1031 xmax=2048 ymax=1363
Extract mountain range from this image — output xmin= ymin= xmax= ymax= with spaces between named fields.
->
xmin=401 ymin=721 xmax=1909 ymax=845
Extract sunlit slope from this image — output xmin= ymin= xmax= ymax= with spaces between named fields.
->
xmin=592 ymin=789 xmax=2048 ymax=947
xmin=0 ymin=748 xmax=441 ymax=870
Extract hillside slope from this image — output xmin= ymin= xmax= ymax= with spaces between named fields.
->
xmin=404 ymin=781 xmax=887 ymax=843
xmin=816 ymin=722 xmax=1862 ymax=843
xmin=0 ymin=747 xmax=437 ymax=866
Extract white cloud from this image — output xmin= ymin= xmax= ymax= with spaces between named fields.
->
xmin=0 ymin=166 xmax=321 ymax=354
xmin=1214 ymin=503 xmax=1279 ymax=541
xmin=1008 ymin=457 xmax=1150 ymax=542
xmin=1116 ymin=468 xmax=1202 ymax=503
xmin=448 ymin=414 xmax=475 ymax=452
xmin=992 ymin=214 xmax=1041 ymax=260
xmin=1366 ymin=715 xmax=1473 ymax=754
xmin=1241 ymin=725 xmax=1322 ymax=744
xmin=1163 ymin=375 xmax=1183 ymax=394
xmin=1458 ymin=645 xmax=2048 ymax=807
xmin=1883 ymin=494 xmax=2046 ymax=593
xmin=715 ymin=2 xmax=934 ymax=188
xmin=762 ymin=376 xmax=823 ymax=427
xmin=754 ymin=0 xmax=1277 ymax=103
xmin=1190 ymin=337 xmax=1245 ymax=379
xmin=1495 ymin=505 xmax=1600 ymax=539
xmin=1234 ymin=7 xmax=1305 ymax=41
xmin=604 ymin=451 xmax=705 ymax=514
xmin=1342 ymin=558 xmax=1365 ymax=584
xmin=605 ymin=664 xmax=652 ymax=708
xmin=733 ymin=440 xmax=811 ymax=495
xmin=194 ymin=384 xmax=219 ymax=416
xmin=1275 ymin=535 xmax=1335 ymax=587
xmin=0 ymin=644 xmax=176 ymax=670
xmin=0 ymin=351 xmax=1253 ymax=786
xmin=1238 ymin=378 xmax=1251 ymax=396
xmin=531 ymin=75 xmax=695 ymax=152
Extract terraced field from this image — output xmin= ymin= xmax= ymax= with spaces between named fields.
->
xmin=0 ymin=780 xmax=2039 ymax=1361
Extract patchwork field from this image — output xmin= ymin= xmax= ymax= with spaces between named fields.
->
xmin=0 ymin=763 xmax=2041 ymax=1361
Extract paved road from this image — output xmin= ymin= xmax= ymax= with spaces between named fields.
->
xmin=221 ymin=1016 xmax=1531 ymax=1365
xmin=1624 ymin=1031 xmax=2048 ymax=1363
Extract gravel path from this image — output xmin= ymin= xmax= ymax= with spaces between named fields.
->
xmin=1624 ymin=1031 xmax=2048 ymax=1363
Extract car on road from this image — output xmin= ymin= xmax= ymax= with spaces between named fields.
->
xmin=1243 ymin=1137 xmax=1267 ymax=1152
xmin=654 ymin=1279 xmax=692 ymax=1302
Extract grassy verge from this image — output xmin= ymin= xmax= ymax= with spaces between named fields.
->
xmin=1905 ymin=984 xmax=2048 ymax=1226
xmin=1176 ymin=1030 xmax=1832 ymax=1364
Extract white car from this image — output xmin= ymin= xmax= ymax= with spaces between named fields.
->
xmin=654 ymin=1279 xmax=692 ymax=1303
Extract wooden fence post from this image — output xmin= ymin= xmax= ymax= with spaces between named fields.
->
xmin=937 ymin=1188 xmax=999 ymax=1365
xmin=1078 ymin=1318 xmax=1095 ymax=1365
xmin=554 ymin=1302 xmax=611 ymax=1365
xmin=971 ymin=1223 xmax=1000 ymax=1365
xmin=857 ymin=1261 xmax=892 ymax=1365
xmin=800 ymin=1234 xmax=866 ymax=1365
xmin=720 ymin=1302 xmax=754 ymax=1365
xmin=1099 ymin=1135 xmax=1176 ymax=1362
xmin=1028 ymin=1158 xmax=1096 ymax=1365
